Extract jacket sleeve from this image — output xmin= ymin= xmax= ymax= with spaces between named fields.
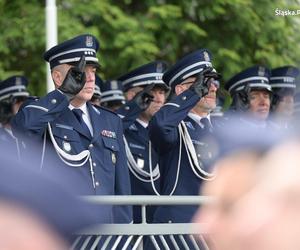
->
xmin=148 ymin=89 xmax=200 ymax=154
xmin=113 ymin=116 xmax=133 ymax=223
xmin=116 ymin=100 xmax=143 ymax=130
xmin=11 ymin=90 xmax=69 ymax=137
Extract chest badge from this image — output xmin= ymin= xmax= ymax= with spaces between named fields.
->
xmin=111 ymin=152 xmax=117 ymax=164
xmin=137 ymin=158 xmax=144 ymax=169
xmin=62 ymin=141 xmax=71 ymax=152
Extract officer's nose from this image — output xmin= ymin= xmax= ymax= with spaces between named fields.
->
xmin=208 ymin=80 xmax=219 ymax=92
xmin=85 ymin=70 xmax=95 ymax=83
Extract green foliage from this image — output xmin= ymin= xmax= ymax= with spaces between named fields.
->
xmin=0 ymin=0 xmax=299 ymax=96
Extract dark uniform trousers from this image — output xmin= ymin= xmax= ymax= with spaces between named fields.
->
xmin=11 ymin=89 xmax=132 ymax=224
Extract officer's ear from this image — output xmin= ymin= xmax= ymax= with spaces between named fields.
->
xmin=175 ymin=84 xmax=186 ymax=96
xmin=51 ymin=64 xmax=70 ymax=88
xmin=51 ymin=69 xmax=64 ymax=89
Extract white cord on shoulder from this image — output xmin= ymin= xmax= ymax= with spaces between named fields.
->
xmin=179 ymin=121 xmax=215 ymax=181
xmin=123 ymin=136 xmax=160 ymax=183
xmin=148 ymin=140 xmax=160 ymax=196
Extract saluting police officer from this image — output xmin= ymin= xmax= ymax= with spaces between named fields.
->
xmin=11 ymin=34 xmax=132 ymax=224
xmin=145 ymin=49 xmax=220 ymax=249
xmin=117 ymin=61 xmax=169 ymax=223
xmin=269 ymin=66 xmax=299 ymax=130
xmin=225 ymin=65 xmax=273 ymax=128
xmin=0 ymin=75 xmax=30 ymax=156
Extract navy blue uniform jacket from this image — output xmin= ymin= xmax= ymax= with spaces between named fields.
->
xmin=148 ymin=89 xmax=213 ymax=223
xmin=11 ymin=90 xmax=132 ymax=224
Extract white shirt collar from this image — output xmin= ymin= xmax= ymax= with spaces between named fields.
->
xmin=69 ymin=103 xmax=88 ymax=116
xmin=188 ymin=112 xmax=212 ymax=128
xmin=136 ymin=118 xmax=148 ymax=128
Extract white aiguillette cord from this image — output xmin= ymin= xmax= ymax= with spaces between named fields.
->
xmin=179 ymin=121 xmax=215 ymax=181
xmin=39 ymin=122 xmax=96 ymax=188
xmin=149 ymin=121 xmax=215 ymax=197
xmin=123 ymin=136 xmax=160 ymax=183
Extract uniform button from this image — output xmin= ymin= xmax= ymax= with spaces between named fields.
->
xmin=125 ymin=106 xmax=130 ymax=110
xmin=95 ymin=181 xmax=99 ymax=186
xmin=93 ymin=162 xmax=96 ymax=167
xmin=51 ymin=99 xmax=57 ymax=104
xmin=89 ymin=144 xmax=94 ymax=148
xmin=197 ymin=154 xmax=201 ymax=158
xmin=63 ymin=135 xmax=67 ymax=139
xmin=112 ymin=145 xmax=115 ymax=149
xmin=182 ymin=96 xmax=187 ymax=100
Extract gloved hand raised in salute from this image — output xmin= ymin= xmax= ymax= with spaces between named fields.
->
xmin=133 ymin=83 xmax=155 ymax=110
xmin=190 ymin=67 xmax=221 ymax=98
xmin=59 ymin=55 xmax=86 ymax=101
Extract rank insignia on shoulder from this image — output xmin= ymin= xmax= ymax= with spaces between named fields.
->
xmin=62 ymin=141 xmax=71 ymax=152
xmin=101 ymin=130 xmax=117 ymax=139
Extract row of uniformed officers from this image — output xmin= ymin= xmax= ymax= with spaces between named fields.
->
xmin=0 ymin=34 xmax=299 ymax=244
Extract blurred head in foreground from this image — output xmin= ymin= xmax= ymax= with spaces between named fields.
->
xmin=0 ymin=154 xmax=98 ymax=250
xmin=193 ymin=117 xmax=288 ymax=250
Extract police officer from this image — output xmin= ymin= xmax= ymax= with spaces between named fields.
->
xmin=117 ymin=61 xmax=169 ymax=223
xmin=146 ymin=50 xmax=220 ymax=249
xmin=148 ymin=49 xmax=219 ymax=217
xmin=90 ymin=74 xmax=103 ymax=107
xmin=100 ymin=80 xmax=126 ymax=111
xmin=11 ymin=34 xmax=132 ymax=224
xmin=269 ymin=66 xmax=299 ymax=129
xmin=225 ymin=65 xmax=272 ymax=128
xmin=0 ymin=75 xmax=30 ymax=155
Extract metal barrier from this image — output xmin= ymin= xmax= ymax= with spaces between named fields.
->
xmin=72 ymin=196 xmax=214 ymax=250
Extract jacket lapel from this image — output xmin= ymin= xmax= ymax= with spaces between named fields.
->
xmin=87 ymin=103 xmax=103 ymax=143
xmin=58 ymin=108 xmax=91 ymax=139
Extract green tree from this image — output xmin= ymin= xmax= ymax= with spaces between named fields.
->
xmin=0 ymin=0 xmax=299 ymax=96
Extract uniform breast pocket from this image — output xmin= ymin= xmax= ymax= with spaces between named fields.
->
xmin=129 ymin=146 xmax=146 ymax=169
xmin=102 ymin=136 xmax=120 ymax=168
xmin=51 ymin=126 xmax=83 ymax=154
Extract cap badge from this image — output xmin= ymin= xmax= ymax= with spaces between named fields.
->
xmin=15 ymin=77 xmax=22 ymax=85
xmin=110 ymin=80 xmax=118 ymax=90
xmin=204 ymin=51 xmax=210 ymax=62
xmin=156 ymin=62 xmax=163 ymax=73
xmin=258 ymin=66 xmax=265 ymax=76
xmin=287 ymin=67 xmax=294 ymax=76
xmin=86 ymin=36 xmax=93 ymax=47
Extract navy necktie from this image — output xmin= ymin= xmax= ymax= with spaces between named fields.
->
xmin=200 ymin=117 xmax=212 ymax=133
xmin=72 ymin=109 xmax=91 ymax=138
